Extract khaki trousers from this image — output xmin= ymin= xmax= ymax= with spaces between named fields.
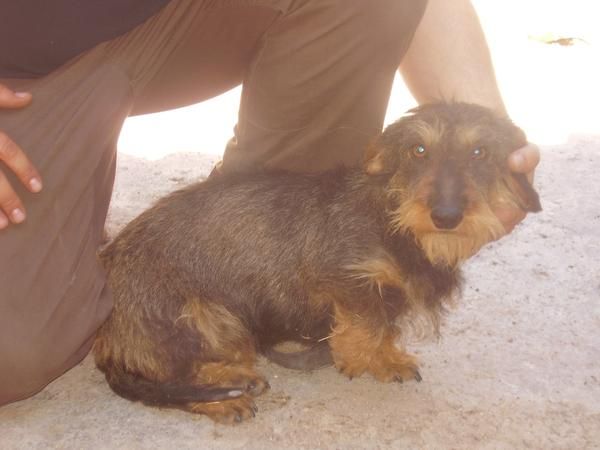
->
xmin=0 ymin=0 xmax=427 ymax=404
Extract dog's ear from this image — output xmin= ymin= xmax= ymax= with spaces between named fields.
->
xmin=364 ymin=140 xmax=390 ymax=176
xmin=504 ymin=173 xmax=542 ymax=212
xmin=365 ymin=149 xmax=385 ymax=175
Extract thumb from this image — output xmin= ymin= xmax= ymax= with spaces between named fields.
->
xmin=508 ymin=142 xmax=540 ymax=183
xmin=0 ymin=84 xmax=32 ymax=109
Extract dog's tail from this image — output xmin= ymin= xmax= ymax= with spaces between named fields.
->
xmin=99 ymin=363 xmax=243 ymax=406
xmin=263 ymin=341 xmax=333 ymax=371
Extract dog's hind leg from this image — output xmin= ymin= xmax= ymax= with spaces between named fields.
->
xmin=94 ymin=298 xmax=268 ymax=423
xmin=185 ymin=361 xmax=270 ymax=424
xmin=172 ymin=302 xmax=270 ymax=423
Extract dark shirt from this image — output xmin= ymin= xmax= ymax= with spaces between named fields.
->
xmin=0 ymin=0 xmax=171 ymax=78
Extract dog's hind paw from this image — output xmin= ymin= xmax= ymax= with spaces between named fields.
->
xmin=244 ymin=377 xmax=270 ymax=397
xmin=195 ymin=362 xmax=270 ymax=397
xmin=188 ymin=394 xmax=258 ymax=424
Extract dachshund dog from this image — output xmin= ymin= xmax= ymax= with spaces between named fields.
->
xmin=94 ymin=102 xmax=541 ymax=423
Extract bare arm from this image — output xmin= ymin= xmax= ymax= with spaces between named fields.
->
xmin=400 ymin=0 xmax=506 ymax=113
xmin=400 ymin=0 xmax=540 ymax=232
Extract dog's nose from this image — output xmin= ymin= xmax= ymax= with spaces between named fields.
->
xmin=430 ymin=206 xmax=463 ymax=230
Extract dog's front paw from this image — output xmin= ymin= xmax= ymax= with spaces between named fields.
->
xmin=330 ymin=330 xmax=422 ymax=383
xmin=333 ymin=356 xmax=369 ymax=380
xmin=332 ymin=346 xmax=421 ymax=383
xmin=368 ymin=349 xmax=421 ymax=383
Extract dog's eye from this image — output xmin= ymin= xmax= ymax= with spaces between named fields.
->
xmin=471 ymin=147 xmax=486 ymax=160
xmin=412 ymin=145 xmax=427 ymax=158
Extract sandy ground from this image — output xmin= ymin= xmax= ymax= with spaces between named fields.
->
xmin=1 ymin=3 xmax=600 ymax=449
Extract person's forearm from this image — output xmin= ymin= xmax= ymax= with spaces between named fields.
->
xmin=400 ymin=0 xmax=506 ymax=115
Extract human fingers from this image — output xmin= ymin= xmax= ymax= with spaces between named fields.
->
xmin=492 ymin=143 xmax=541 ymax=234
xmin=0 ymin=169 xmax=26 ymax=229
xmin=0 ymin=83 xmax=32 ymax=109
xmin=507 ymin=142 xmax=540 ymax=183
xmin=0 ymin=131 xmax=43 ymax=228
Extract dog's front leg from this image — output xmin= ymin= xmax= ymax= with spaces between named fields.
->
xmin=328 ymin=303 xmax=421 ymax=383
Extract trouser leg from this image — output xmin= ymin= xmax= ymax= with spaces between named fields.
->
xmin=0 ymin=0 xmax=292 ymax=406
xmin=127 ymin=0 xmax=428 ymax=173
xmin=221 ymin=0 xmax=429 ymax=173
xmin=0 ymin=64 xmax=132 ymax=404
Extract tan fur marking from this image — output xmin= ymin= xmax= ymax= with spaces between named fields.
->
xmin=409 ymin=118 xmax=446 ymax=149
xmin=365 ymin=118 xmax=444 ymax=175
xmin=187 ymin=394 xmax=257 ymax=424
xmin=368 ymin=335 xmax=420 ymax=383
xmin=344 ymin=252 xmax=446 ymax=341
xmin=390 ymin=187 xmax=504 ymax=267
xmin=344 ymin=252 xmax=404 ymax=297
xmin=329 ymin=305 xmax=420 ymax=382
xmin=94 ymin=317 xmax=172 ymax=382
xmin=177 ymin=300 xmax=255 ymax=363
xmin=307 ymin=287 xmax=337 ymax=317
xmin=366 ymin=151 xmax=385 ymax=175
xmin=192 ymin=362 xmax=267 ymax=394
xmin=329 ymin=305 xmax=385 ymax=378
xmin=455 ymin=124 xmax=485 ymax=149
xmin=94 ymin=299 xmax=255 ymax=384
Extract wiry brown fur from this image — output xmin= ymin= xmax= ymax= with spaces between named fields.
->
xmin=94 ymin=102 xmax=541 ymax=423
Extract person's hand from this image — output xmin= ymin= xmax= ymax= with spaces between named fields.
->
xmin=494 ymin=142 xmax=541 ymax=233
xmin=0 ymin=84 xmax=42 ymax=230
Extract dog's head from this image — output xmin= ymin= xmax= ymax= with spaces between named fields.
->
xmin=365 ymin=102 xmax=541 ymax=267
